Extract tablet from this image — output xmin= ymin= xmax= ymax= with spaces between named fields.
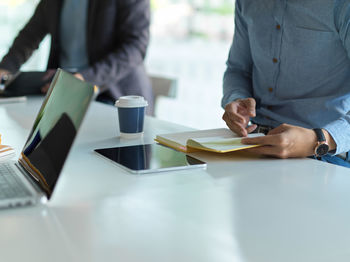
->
xmin=94 ymin=143 xmax=206 ymax=174
xmin=0 ymin=71 xmax=52 ymax=97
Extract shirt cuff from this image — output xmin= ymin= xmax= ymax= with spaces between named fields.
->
xmin=323 ymin=119 xmax=350 ymax=155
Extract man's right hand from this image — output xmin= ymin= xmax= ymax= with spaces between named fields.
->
xmin=222 ymin=98 xmax=257 ymax=137
xmin=0 ymin=69 xmax=11 ymax=80
xmin=0 ymin=69 xmax=11 ymax=91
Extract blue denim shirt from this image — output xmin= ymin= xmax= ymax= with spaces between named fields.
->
xmin=60 ymin=0 xmax=89 ymax=71
xmin=222 ymin=0 xmax=350 ymax=155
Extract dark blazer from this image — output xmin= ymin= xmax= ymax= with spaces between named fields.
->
xmin=0 ymin=0 xmax=154 ymax=112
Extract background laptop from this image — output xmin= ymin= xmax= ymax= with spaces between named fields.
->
xmin=0 ymin=69 xmax=97 ymax=209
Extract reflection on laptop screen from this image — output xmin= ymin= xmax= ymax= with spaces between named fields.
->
xmin=18 ymin=69 xmax=97 ymax=198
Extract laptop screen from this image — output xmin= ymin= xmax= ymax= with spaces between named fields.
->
xmin=18 ymin=69 xmax=97 ymax=198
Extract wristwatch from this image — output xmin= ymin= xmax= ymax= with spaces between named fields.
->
xmin=313 ymin=128 xmax=329 ymax=158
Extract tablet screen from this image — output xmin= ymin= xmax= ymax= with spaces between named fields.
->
xmin=1 ymin=71 xmax=52 ymax=97
xmin=95 ymin=144 xmax=206 ymax=174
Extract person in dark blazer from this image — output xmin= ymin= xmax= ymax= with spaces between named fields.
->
xmin=0 ymin=0 xmax=154 ymax=113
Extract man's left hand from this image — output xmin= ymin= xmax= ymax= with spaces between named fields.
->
xmin=73 ymin=73 xmax=84 ymax=81
xmin=241 ymin=124 xmax=336 ymax=158
xmin=41 ymin=71 xmax=85 ymax=94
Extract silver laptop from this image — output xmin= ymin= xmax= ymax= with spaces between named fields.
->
xmin=0 ymin=69 xmax=97 ymax=209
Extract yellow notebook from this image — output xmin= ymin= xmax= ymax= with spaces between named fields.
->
xmin=155 ymin=128 xmax=264 ymax=153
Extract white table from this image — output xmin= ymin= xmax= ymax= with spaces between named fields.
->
xmin=0 ymin=97 xmax=349 ymax=262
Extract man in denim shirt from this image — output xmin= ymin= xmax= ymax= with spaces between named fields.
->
xmin=222 ymin=0 xmax=350 ymax=167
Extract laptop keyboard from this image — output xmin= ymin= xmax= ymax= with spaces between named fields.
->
xmin=0 ymin=163 xmax=32 ymax=199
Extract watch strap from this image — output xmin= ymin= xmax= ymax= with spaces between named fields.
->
xmin=313 ymin=128 xmax=326 ymax=142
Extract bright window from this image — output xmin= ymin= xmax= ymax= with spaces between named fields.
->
xmin=0 ymin=0 xmax=235 ymax=129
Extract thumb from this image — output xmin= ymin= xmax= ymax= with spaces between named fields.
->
xmin=267 ymin=124 xmax=289 ymax=135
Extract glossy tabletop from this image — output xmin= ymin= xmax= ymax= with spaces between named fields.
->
xmin=0 ymin=97 xmax=350 ymax=262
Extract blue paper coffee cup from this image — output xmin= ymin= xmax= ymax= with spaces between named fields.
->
xmin=115 ymin=96 xmax=148 ymax=139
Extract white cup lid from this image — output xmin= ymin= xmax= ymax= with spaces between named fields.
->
xmin=115 ymin=96 xmax=148 ymax=108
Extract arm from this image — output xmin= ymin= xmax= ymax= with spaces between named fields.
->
xmin=79 ymin=0 xmax=150 ymax=90
xmin=0 ymin=0 xmax=49 ymax=73
xmin=222 ymin=0 xmax=254 ymax=108
xmin=241 ymin=2 xmax=350 ymax=158
xmin=222 ymin=0 xmax=257 ymax=136
xmin=321 ymin=1 xmax=350 ymax=155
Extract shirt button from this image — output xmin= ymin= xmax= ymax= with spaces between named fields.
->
xmin=268 ymin=87 xmax=273 ymax=93
xmin=276 ymin=24 xmax=281 ymax=30
xmin=273 ymin=58 xmax=278 ymax=63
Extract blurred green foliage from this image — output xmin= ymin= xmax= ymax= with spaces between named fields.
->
xmin=151 ymin=0 xmax=234 ymax=16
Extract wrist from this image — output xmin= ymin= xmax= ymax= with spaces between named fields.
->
xmin=323 ymin=129 xmax=336 ymax=151
xmin=307 ymin=128 xmax=319 ymax=156
xmin=310 ymin=128 xmax=336 ymax=157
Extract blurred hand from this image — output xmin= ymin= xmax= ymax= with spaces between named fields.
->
xmin=222 ymin=98 xmax=257 ymax=137
xmin=241 ymin=124 xmax=336 ymax=159
xmin=74 ymin=73 xmax=84 ymax=81
xmin=0 ymin=69 xmax=11 ymax=91
xmin=0 ymin=69 xmax=10 ymax=80
xmin=40 ymin=71 xmax=85 ymax=94
xmin=41 ymin=69 xmax=57 ymax=94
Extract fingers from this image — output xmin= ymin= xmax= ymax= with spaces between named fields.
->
xmin=228 ymin=123 xmax=248 ymax=137
xmin=230 ymin=112 xmax=246 ymax=125
xmin=241 ymin=123 xmax=317 ymax=159
xmin=245 ymin=146 xmax=288 ymax=159
xmin=0 ymin=69 xmax=11 ymax=83
xmin=226 ymin=110 xmax=249 ymax=129
xmin=222 ymin=115 xmax=256 ymax=136
xmin=223 ymin=98 xmax=257 ymax=137
xmin=42 ymin=69 xmax=56 ymax=81
xmin=0 ymin=69 xmax=10 ymax=76
xmin=241 ymin=129 xmax=291 ymax=158
xmin=241 ymin=133 xmax=285 ymax=146
xmin=41 ymin=83 xmax=50 ymax=94
xmin=74 ymin=73 xmax=84 ymax=81
xmin=246 ymin=124 xmax=257 ymax=134
xmin=41 ymin=70 xmax=56 ymax=94
xmin=267 ymin=124 xmax=290 ymax=135
xmin=225 ymin=101 xmax=250 ymax=124
xmin=223 ymin=102 xmax=248 ymax=136
xmin=223 ymin=112 xmax=248 ymax=136
xmin=240 ymin=98 xmax=256 ymax=117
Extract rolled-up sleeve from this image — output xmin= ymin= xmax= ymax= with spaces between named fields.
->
xmin=323 ymin=2 xmax=350 ymax=154
xmin=222 ymin=0 xmax=254 ymax=108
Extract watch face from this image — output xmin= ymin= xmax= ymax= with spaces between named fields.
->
xmin=316 ymin=143 xmax=329 ymax=156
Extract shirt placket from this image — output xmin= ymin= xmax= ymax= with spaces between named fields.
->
xmin=269 ymin=0 xmax=287 ymax=98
